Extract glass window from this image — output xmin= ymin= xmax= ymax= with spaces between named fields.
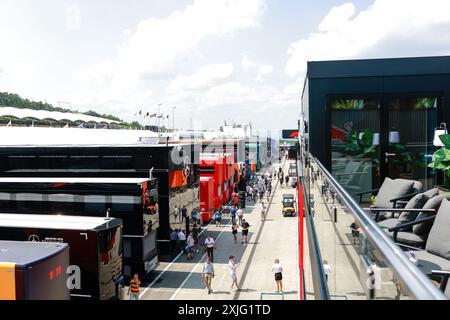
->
xmin=331 ymin=99 xmax=380 ymax=201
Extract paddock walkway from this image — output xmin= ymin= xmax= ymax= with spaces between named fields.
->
xmin=136 ymin=160 xmax=299 ymax=300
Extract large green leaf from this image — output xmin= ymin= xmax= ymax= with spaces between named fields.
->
xmin=439 ymin=134 xmax=450 ymax=149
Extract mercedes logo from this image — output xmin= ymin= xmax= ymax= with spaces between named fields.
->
xmin=28 ymin=234 xmax=40 ymax=242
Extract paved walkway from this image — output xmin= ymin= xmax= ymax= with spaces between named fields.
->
xmin=136 ymin=160 xmax=299 ymax=300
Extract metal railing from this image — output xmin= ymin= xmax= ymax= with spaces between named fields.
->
xmin=298 ymin=159 xmax=331 ymax=300
xmin=309 ymin=154 xmax=447 ymax=300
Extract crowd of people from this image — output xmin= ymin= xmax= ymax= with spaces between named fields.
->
xmin=130 ymin=164 xmax=290 ymax=299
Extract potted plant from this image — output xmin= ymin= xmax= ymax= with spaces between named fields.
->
xmin=428 ymin=134 xmax=450 ymax=189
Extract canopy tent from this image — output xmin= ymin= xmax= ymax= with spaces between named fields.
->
xmin=0 ymin=106 xmax=120 ymax=124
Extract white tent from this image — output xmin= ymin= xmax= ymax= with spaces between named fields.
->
xmin=0 ymin=106 xmax=120 ymax=124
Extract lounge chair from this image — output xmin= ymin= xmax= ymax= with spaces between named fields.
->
xmin=374 ymin=188 xmax=440 ymax=229
xmin=431 ymin=270 xmax=450 ymax=298
xmin=358 ymin=178 xmax=423 ymax=220
xmin=387 ymin=198 xmax=450 ymax=276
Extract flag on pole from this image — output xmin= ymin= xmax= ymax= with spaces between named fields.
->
xmin=6 ymin=119 xmax=12 ymax=127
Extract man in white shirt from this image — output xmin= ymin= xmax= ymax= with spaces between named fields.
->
xmin=204 ymin=236 xmax=215 ymax=262
xmin=237 ymin=207 xmax=244 ymax=226
xmin=323 ymin=259 xmax=332 ymax=282
xmin=228 ymin=256 xmax=241 ymax=291
xmin=202 ymin=258 xmax=215 ymax=294
xmin=186 ymin=232 xmax=195 ymax=260
xmin=178 ymin=230 xmax=187 ymax=254
xmin=173 ymin=205 xmax=179 ymax=223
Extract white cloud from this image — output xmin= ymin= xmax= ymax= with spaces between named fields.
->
xmin=241 ymin=54 xmax=273 ymax=81
xmin=285 ymin=0 xmax=450 ymax=78
xmin=76 ymin=0 xmax=265 ymax=88
xmin=167 ymin=63 xmax=234 ymax=92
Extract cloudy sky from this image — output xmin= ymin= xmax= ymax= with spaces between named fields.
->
xmin=1 ymin=0 xmax=450 ymax=131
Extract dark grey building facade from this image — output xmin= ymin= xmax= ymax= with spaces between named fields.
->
xmin=301 ymin=56 xmax=450 ymax=196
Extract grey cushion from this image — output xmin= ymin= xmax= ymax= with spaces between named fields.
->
xmin=378 ymin=218 xmax=401 ymax=229
xmin=425 ymin=198 xmax=450 ymax=260
xmin=415 ymin=250 xmax=450 ymax=275
xmin=413 ymin=194 xmax=450 ymax=234
xmin=423 ymin=188 xmax=440 ymax=199
xmin=411 ymin=180 xmax=424 ymax=193
xmin=374 ymin=178 xmax=414 ymax=209
xmin=397 ymin=193 xmax=430 ymax=226
xmin=385 ymin=230 xmax=427 ymax=247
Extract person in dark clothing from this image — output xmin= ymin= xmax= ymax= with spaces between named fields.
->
xmin=170 ymin=229 xmax=179 ymax=252
xmin=181 ymin=206 xmax=188 ymax=223
xmin=241 ymin=219 xmax=250 ymax=244
xmin=192 ymin=222 xmax=200 ymax=252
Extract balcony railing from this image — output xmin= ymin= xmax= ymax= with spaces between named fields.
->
xmin=300 ymin=152 xmax=447 ymax=300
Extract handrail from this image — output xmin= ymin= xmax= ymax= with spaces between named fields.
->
xmin=310 ymin=155 xmax=447 ymax=300
xmin=298 ymin=157 xmax=331 ymax=300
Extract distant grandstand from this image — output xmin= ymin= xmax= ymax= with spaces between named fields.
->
xmin=0 ymin=106 xmax=120 ymax=128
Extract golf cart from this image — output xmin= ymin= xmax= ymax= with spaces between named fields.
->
xmin=282 ymin=194 xmax=296 ymax=217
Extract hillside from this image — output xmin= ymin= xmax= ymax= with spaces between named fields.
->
xmin=0 ymin=91 xmax=123 ymax=123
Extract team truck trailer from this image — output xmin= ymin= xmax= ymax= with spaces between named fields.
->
xmin=0 ymin=241 xmax=70 ymax=300
xmin=0 ymin=214 xmax=123 ymax=300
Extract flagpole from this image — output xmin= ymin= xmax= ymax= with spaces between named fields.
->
xmin=172 ymin=106 xmax=176 ymax=140
xmin=158 ymin=103 xmax=162 ymax=136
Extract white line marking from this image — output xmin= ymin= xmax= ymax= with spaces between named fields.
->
xmin=169 ymin=220 xmax=230 ymax=300
xmin=139 ymin=219 xmax=213 ymax=298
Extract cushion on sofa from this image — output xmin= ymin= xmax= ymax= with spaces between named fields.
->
xmin=413 ymin=195 xmax=450 ymax=235
xmin=378 ymin=218 xmax=401 ymax=229
xmin=415 ymin=250 xmax=450 ymax=275
xmin=374 ymin=178 xmax=414 ymax=209
xmin=397 ymin=193 xmax=430 ymax=225
xmin=385 ymin=230 xmax=427 ymax=248
xmin=425 ymin=198 xmax=450 ymax=260
xmin=423 ymin=188 xmax=439 ymax=199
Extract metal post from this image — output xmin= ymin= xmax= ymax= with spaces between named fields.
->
xmin=172 ymin=106 xmax=176 ymax=140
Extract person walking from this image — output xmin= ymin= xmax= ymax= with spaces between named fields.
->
xmin=237 ymin=206 xmax=244 ymax=226
xmin=228 ymin=256 xmax=241 ymax=291
xmin=285 ymin=175 xmax=290 ymax=187
xmin=128 ymin=273 xmax=141 ymax=300
xmin=246 ymin=184 xmax=253 ymax=201
xmin=192 ymin=222 xmax=200 ymax=252
xmin=230 ymin=205 xmax=237 ymax=225
xmin=272 ymin=259 xmax=284 ymax=293
xmin=214 ymin=209 xmax=222 ymax=227
xmin=267 ymin=182 xmax=272 ymax=198
xmin=204 ymin=236 xmax=215 ymax=262
xmin=186 ymin=232 xmax=195 ymax=260
xmin=170 ymin=228 xmax=178 ymax=252
xmin=172 ymin=205 xmax=179 ymax=223
xmin=241 ymin=219 xmax=250 ymax=244
xmin=191 ymin=209 xmax=197 ymax=225
xmin=181 ymin=206 xmax=188 ymax=223
xmin=350 ymin=221 xmax=360 ymax=245
xmin=231 ymin=223 xmax=238 ymax=243
xmin=178 ymin=229 xmax=187 ymax=255
xmin=260 ymin=201 xmax=266 ymax=221
xmin=202 ymin=258 xmax=215 ymax=294
xmin=323 ymin=259 xmax=332 ymax=282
